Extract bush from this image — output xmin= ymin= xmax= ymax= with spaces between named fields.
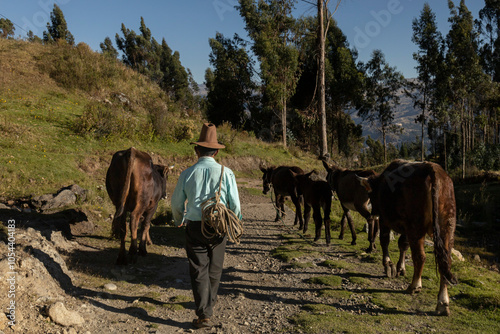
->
xmin=73 ymin=101 xmax=148 ymax=139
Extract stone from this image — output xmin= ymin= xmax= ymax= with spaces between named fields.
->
xmin=48 ymin=302 xmax=84 ymax=327
xmin=104 ymin=283 xmax=117 ymax=291
xmin=0 ymin=312 xmax=8 ymax=330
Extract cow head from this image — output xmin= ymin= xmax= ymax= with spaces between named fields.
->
xmin=154 ymin=164 xmax=174 ymax=199
xmin=259 ymin=165 xmax=275 ymax=195
xmin=289 ymin=169 xmax=314 ymax=190
xmin=322 ymin=160 xmax=342 ymax=191
xmin=356 ymin=174 xmax=375 ymax=192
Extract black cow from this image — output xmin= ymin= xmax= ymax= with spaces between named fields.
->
xmin=260 ymin=165 xmax=304 ymax=228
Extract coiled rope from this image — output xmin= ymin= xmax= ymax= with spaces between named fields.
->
xmin=201 ymin=166 xmax=244 ymax=244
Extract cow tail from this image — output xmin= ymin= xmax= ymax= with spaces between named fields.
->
xmin=431 ymin=172 xmax=457 ymax=285
xmin=116 ymin=147 xmax=134 ymax=219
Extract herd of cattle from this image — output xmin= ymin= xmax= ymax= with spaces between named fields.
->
xmin=105 ymin=147 xmax=458 ymax=316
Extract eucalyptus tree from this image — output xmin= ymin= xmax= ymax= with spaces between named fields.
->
xmin=115 ymin=17 xmax=190 ymax=103
xmin=238 ymin=0 xmax=301 ymax=148
xmin=0 ymin=18 xmax=15 ymax=39
xmin=100 ymin=37 xmax=119 ymax=58
xmin=358 ymin=50 xmax=405 ymax=163
xmin=478 ymin=0 xmax=500 ymax=145
xmin=206 ymin=33 xmax=256 ymax=129
xmin=43 ymin=4 xmax=74 ymax=45
xmin=411 ymin=3 xmax=443 ymax=161
xmin=446 ymin=0 xmax=486 ymax=177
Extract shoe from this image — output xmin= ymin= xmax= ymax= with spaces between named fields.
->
xmin=192 ymin=318 xmax=213 ymax=329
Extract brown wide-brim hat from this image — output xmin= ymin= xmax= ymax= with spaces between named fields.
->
xmin=191 ymin=122 xmax=225 ymax=149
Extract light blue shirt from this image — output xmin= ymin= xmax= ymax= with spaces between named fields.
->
xmin=171 ymin=157 xmax=242 ymax=226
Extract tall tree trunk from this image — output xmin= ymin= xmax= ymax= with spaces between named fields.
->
xmin=282 ymin=94 xmax=287 ymax=148
xmin=383 ymin=129 xmax=387 ymax=164
xmin=444 ymin=128 xmax=448 ymax=172
xmin=421 ymin=92 xmax=426 ymax=162
xmin=318 ymin=0 xmax=327 ymax=157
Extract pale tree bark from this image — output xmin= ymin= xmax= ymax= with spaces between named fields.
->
xmin=318 ymin=0 xmax=327 ymax=157
xmin=317 ymin=0 xmax=341 ymax=158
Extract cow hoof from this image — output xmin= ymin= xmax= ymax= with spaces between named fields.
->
xmin=116 ymin=257 xmax=128 ymax=266
xmin=435 ymin=302 xmax=450 ymax=316
xmin=397 ymin=268 xmax=406 ymax=277
xmin=384 ymin=263 xmax=397 ymax=278
xmin=338 ymin=235 xmax=344 ymax=240
xmin=406 ymin=286 xmax=421 ymax=295
xmin=139 ymin=249 xmax=148 ymax=257
xmin=351 ymin=241 xmax=356 ymax=246
xmin=365 ymin=246 xmax=373 ymax=253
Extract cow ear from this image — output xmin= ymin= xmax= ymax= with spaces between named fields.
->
xmin=356 ymin=175 xmax=373 ymax=193
xmin=259 ymin=164 xmax=266 ymax=173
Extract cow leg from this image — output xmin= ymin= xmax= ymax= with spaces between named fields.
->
xmin=139 ymin=208 xmax=156 ymax=256
xmin=338 ymin=209 xmax=347 ymax=240
xmin=302 ymin=204 xmax=311 ymax=234
xmin=313 ymin=206 xmax=322 ymax=242
xmin=345 ymin=210 xmax=357 ymax=246
xmin=128 ymin=210 xmax=142 ymax=263
xmin=274 ymin=193 xmax=286 ymax=222
xmin=406 ymin=237 xmax=426 ymax=294
xmin=380 ymin=225 xmax=396 ymax=278
xmin=324 ymin=204 xmax=331 ymax=246
xmin=396 ymin=234 xmax=409 ymax=277
xmin=290 ymin=193 xmax=302 ymax=227
xmin=114 ymin=214 xmax=128 ymax=265
xmin=436 ymin=274 xmax=450 ymax=316
xmin=358 ymin=206 xmax=374 ymax=252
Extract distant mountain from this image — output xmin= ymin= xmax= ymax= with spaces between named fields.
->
xmin=194 ymin=83 xmax=207 ymax=97
xmin=350 ymin=81 xmax=422 ymax=146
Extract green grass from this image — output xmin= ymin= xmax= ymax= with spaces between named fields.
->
xmin=283 ymin=234 xmax=500 ymax=334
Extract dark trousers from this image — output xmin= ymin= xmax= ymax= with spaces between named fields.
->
xmin=185 ymin=220 xmax=227 ymax=319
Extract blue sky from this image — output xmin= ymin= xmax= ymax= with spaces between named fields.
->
xmin=0 ymin=0 xmax=484 ymax=84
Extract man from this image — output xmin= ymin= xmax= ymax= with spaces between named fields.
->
xmin=171 ymin=123 xmax=242 ymax=329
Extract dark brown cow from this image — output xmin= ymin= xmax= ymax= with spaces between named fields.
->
xmin=290 ymin=170 xmax=332 ymax=245
xmin=106 ymin=147 xmax=172 ymax=265
xmin=322 ymin=160 xmax=379 ymax=252
xmin=260 ymin=165 xmax=304 ymax=228
xmin=357 ymin=159 xmax=457 ymax=316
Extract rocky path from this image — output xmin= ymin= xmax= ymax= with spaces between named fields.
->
xmin=0 ymin=182 xmax=390 ymax=334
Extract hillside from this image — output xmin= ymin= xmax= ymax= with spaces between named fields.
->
xmin=0 ymin=38 xmax=322 ymax=203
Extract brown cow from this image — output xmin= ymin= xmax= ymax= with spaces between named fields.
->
xmin=357 ymin=159 xmax=457 ymax=316
xmin=106 ymin=147 xmax=172 ymax=265
xmin=290 ymin=170 xmax=332 ymax=245
xmin=260 ymin=165 xmax=304 ymax=228
xmin=322 ymin=160 xmax=379 ymax=252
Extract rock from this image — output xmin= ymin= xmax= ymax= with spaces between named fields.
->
xmin=0 ymin=312 xmax=9 ymax=330
xmin=48 ymin=231 xmax=78 ymax=252
xmin=0 ymin=203 xmax=10 ymax=209
xmin=48 ymin=302 xmax=84 ymax=327
xmin=104 ymin=283 xmax=117 ymax=291
xmin=31 ymin=185 xmax=87 ymax=211
xmin=451 ymin=248 xmax=465 ymax=262
xmin=474 ymin=254 xmax=481 ymax=262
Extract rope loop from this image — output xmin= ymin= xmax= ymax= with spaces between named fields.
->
xmin=201 ymin=166 xmax=243 ymax=244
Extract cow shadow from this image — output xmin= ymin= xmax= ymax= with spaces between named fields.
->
xmin=0 ymin=207 xmax=89 ymax=240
